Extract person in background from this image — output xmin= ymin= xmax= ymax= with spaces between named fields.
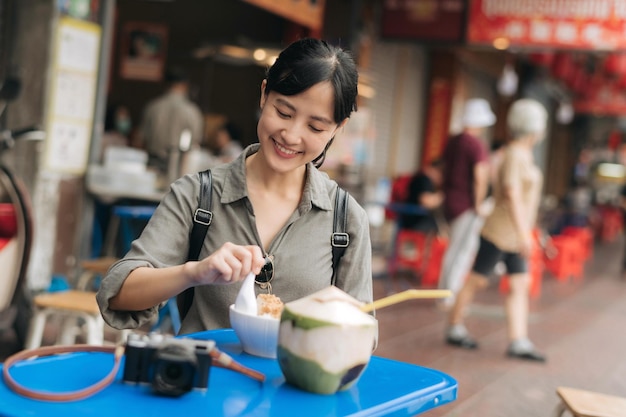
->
xmin=437 ymin=98 xmax=495 ymax=307
xmin=91 ymin=103 xmax=133 ymax=257
xmin=136 ymin=67 xmax=204 ymax=183
xmin=212 ymin=121 xmax=244 ymax=164
xmin=97 ymin=38 xmax=373 ymax=334
xmin=445 ymin=98 xmax=548 ymax=362
xmin=398 ymin=158 xmax=444 ymax=234
xmin=100 ymin=102 xmax=131 ymax=162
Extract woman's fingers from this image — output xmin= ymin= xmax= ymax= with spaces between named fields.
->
xmin=196 ymin=243 xmax=265 ymax=284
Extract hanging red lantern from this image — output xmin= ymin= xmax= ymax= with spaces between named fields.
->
xmin=608 ymin=129 xmax=621 ymax=151
xmin=604 ymin=53 xmax=626 ymax=77
xmin=616 ymin=72 xmax=626 ymax=89
xmin=528 ymin=52 xmax=555 ymax=67
xmin=551 ymin=52 xmax=574 ymax=80
xmin=565 ymin=63 xmax=587 ymax=93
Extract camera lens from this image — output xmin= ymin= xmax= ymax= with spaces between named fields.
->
xmin=151 ymin=343 xmax=198 ymax=397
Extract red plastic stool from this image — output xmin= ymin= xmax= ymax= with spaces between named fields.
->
xmin=388 ymin=229 xmax=429 ymax=277
xmin=544 ymin=235 xmax=584 ymax=281
xmin=561 ymin=226 xmax=593 ymax=260
xmin=599 ymin=206 xmax=623 ymax=243
xmin=421 ymin=236 xmax=448 ymax=288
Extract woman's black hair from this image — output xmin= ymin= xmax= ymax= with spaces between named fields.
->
xmin=264 ymin=38 xmax=358 ymax=168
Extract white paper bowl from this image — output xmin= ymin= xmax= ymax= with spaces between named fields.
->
xmin=229 ymin=304 xmax=280 ymax=358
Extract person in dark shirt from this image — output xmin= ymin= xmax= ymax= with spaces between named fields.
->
xmin=398 ymin=159 xmax=444 ymax=233
xmin=437 ymin=98 xmax=494 ymax=306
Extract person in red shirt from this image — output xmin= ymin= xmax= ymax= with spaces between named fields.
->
xmin=437 ymin=98 xmax=494 ymax=308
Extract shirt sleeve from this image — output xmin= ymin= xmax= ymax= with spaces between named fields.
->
xmin=96 ymin=175 xmax=199 ymax=330
xmin=468 ymin=136 xmax=488 ymax=166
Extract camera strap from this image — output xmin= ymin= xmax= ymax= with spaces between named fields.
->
xmin=2 ymin=342 xmax=265 ymax=402
xmin=2 ymin=344 xmax=124 ymax=402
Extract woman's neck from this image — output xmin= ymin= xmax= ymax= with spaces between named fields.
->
xmin=245 ymin=152 xmax=307 ymax=196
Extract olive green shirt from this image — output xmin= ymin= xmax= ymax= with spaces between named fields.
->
xmin=97 ymin=144 xmax=373 ymax=334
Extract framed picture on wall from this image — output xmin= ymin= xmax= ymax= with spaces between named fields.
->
xmin=119 ymin=21 xmax=168 ymax=81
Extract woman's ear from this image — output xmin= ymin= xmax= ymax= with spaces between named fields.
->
xmin=259 ymin=79 xmax=268 ymax=109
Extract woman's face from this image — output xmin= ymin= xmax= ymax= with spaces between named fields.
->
xmin=256 ymin=80 xmax=342 ymax=173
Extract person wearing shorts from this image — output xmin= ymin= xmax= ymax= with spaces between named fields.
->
xmin=444 ymin=99 xmax=548 ymax=363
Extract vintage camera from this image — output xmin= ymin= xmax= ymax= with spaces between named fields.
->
xmin=122 ymin=333 xmax=214 ymax=397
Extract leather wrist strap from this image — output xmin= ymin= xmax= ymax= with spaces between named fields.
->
xmin=2 ymin=343 xmax=265 ymax=402
xmin=2 ymin=344 xmax=123 ymax=402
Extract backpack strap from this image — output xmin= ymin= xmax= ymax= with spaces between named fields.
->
xmin=187 ymin=169 xmax=213 ymax=261
xmin=178 ymin=169 xmax=212 ymax=322
xmin=331 ymin=186 xmax=349 ymax=286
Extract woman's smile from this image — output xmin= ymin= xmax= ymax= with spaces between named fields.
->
xmin=272 ymin=138 xmax=302 ymax=158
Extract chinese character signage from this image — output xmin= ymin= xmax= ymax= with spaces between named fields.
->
xmin=467 ymin=0 xmax=626 ymax=50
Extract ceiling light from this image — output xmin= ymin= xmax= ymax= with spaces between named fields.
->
xmin=493 ymin=37 xmax=510 ymax=50
xmin=253 ymin=49 xmax=267 ymax=61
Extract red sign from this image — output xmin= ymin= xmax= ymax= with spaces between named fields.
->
xmin=381 ymin=0 xmax=465 ymax=42
xmin=468 ymin=0 xmax=626 ymax=50
xmin=574 ymin=83 xmax=626 ymax=115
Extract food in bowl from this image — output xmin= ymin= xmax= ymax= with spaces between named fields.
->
xmin=277 ymin=286 xmax=378 ymax=394
xmin=229 ymin=304 xmax=280 ymax=359
xmin=257 ymin=293 xmax=283 ymax=319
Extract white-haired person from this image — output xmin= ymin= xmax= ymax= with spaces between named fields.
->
xmin=445 ymin=98 xmax=548 ymax=362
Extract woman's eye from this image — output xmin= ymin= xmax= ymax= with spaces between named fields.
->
xmin=277 ymin=109 xmax=290 ymax=118
xmin=310 ymin=125 xmax=324 ymax=133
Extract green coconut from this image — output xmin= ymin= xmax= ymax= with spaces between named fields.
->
xmin=277 ymin=286 xmax=378 ymax=394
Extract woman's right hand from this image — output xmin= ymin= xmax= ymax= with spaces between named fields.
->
xmin=185 ymin=242 xmax=265 ymax=286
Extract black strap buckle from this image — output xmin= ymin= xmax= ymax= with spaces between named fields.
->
xmin=331 ymin=232 xmax=349 ymax=248
xmin=193 ymin=208 xmax=213 ymax=226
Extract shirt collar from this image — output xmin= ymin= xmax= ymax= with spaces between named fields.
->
xmin=221 ymin=144 xmax=333 ymax=211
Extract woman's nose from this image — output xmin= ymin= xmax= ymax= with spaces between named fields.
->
xmin=281 ymin=121 xmax=305 ymax=143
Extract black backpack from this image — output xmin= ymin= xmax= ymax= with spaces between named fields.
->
xmin=176 ymin=169 xmax=350 ymax=321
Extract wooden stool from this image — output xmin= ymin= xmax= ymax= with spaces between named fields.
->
xmin=76 ymin=256 xmax=118 ymax=290
xmin=555 ymin=386 xmax=626 ymax=417
xmin=25 ymin=290 xmax=105 ymax=349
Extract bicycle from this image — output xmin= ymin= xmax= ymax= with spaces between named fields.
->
xmin=0 ymin=76 xmax=45 ymax=351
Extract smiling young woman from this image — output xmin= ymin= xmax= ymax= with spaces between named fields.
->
xmin=97 ymin=38 xmax=373 ymax=335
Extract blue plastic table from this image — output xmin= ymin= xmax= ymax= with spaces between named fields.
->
xmin=0 ymin=329 xmax=457 ymax=416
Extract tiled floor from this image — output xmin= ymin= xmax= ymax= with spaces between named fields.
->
xmin=2 ymin=233 xmax=625 ymax=416
xmin=372 ymin=235 xmax=626 ymax=416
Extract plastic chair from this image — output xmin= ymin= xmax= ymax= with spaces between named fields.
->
xmin=421 ymin=235 xmax=448 ymax=288
xmin=561 ymin=226 xmax=593 ymax=261
xmin=388 ymin=229 xmax=429 ymax=278
xmin=544 ymin=234 xmax=585 ymax=282
xmin=598 ymin=206 xmax=623 ymax=243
